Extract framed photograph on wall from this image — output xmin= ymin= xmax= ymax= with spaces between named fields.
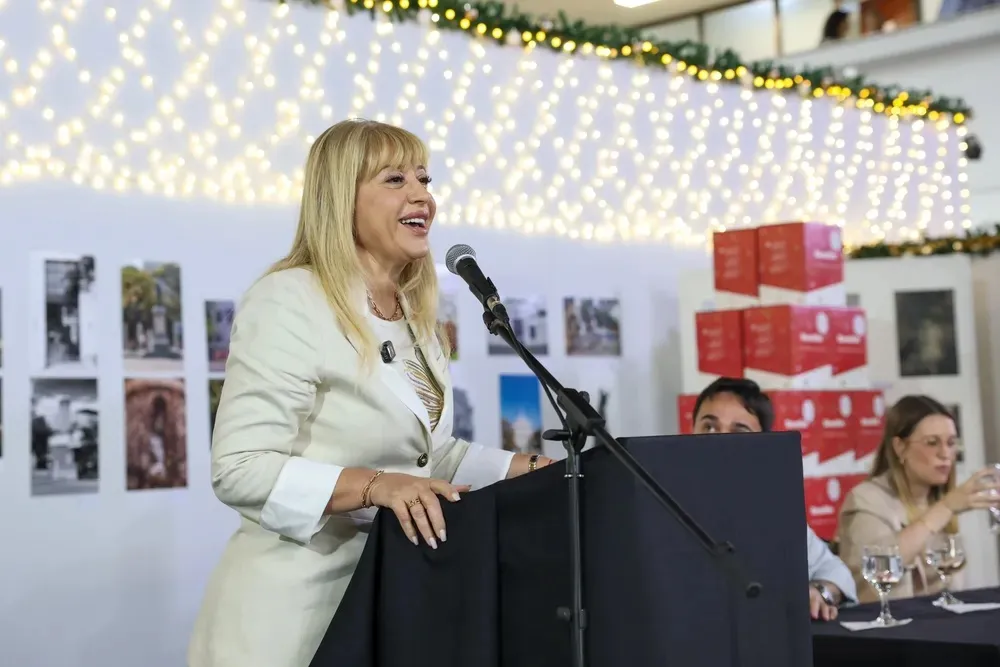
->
xmin=30 ymin=378 xmax=99 ymax=496
xmin=564 ymin=297 xmax=622 ymax=356
xmin=125 ymin=378 xmax=187 ymax=490
xmin=36 ymin=254 xmax=98 ymax=375
xmin=488 ymin=297 xmax=548 ymax=356
xmin=122 ymin=261 xmax=184 ymax=375
xmin=894 ymin=289 xmax=959 ymax=377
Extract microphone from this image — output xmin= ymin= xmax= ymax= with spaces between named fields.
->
xmin=445 ymin=244 xmax=509 ymax=324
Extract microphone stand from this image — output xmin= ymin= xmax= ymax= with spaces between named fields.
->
xmin=481 ymin=311 xmax=762 ymax=667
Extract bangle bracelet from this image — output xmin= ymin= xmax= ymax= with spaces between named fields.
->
xmin=361 ymin=470 xmax=384 ymax=509
xmin=528 ymin=454 xmax=539 ymax=472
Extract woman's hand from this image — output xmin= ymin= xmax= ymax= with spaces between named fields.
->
xmin=368 ymin=473 xmax=470 ymax=549
xmin=943 ymin=468 xmax=1000 ymax=513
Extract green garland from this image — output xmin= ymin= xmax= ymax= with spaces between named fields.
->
xmin=848 ymin=224 xmax=1000 ymax=259
xmin=280 ymin=0 xmax=972 ymax=121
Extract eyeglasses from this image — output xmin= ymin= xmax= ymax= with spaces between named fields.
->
xmin=906 ymin=435 xmax=961 ymax=450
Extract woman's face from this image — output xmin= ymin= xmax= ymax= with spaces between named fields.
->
xmin=894 ymin=414 xmax=958 ymax=489
xmin=354 ymin=164 xmax=435 ymax=273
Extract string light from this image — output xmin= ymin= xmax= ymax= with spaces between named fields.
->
xmin=0 ymin=0 xmax=968 ymax=246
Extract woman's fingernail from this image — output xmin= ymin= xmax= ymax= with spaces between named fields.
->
xmin=452 ymin=493 xmax=461 ymax=501
xmin=439 ymin=529 xmax=447 ymax=542
xmin=410 ymin=536 xmax=419 ymax=546
xmin=428 ymin=538 xmax=438 ymax=550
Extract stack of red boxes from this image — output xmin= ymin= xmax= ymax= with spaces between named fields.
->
xmin=677 ymin=222 xmax=885 ymax=541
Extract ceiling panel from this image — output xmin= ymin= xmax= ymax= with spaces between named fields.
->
xmin=495 ymin=0 xmax=741 ymax=28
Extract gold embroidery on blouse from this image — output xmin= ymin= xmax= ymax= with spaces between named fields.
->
xmin=404 ymin=356 xmax=444 ymax=431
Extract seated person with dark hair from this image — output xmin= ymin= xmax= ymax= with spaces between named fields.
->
xmin=690 ymin=377 xmax=858 ymax=620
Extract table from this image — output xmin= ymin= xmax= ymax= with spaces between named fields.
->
xmin=812 ymin=587 xmax=1000 ymax=667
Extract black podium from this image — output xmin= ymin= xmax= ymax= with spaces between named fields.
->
xmin=311 ymin=432 xmax=813 ymax=667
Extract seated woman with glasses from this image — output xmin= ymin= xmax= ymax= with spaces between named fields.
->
xmin=837 ymin=395 xmax=1000 ymax=603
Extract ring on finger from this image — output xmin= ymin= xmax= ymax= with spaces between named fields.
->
xmin=406 ymin=498 xmax=423 ymax=508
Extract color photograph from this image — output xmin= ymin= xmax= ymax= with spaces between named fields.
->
xmin=499 ymin=374 xmax=542 ymax=454
xmin=43 ymin=255 xmax=98 ymax=372
xmin=564 ymin=297 xmax=622 ymax=356
xmin=30 ymin=378 xmax=100 ymax=496
xmin=206 ymin=300 xmax=235 ymax=373
xmin=209 ymin=378 xmax=224 ymax=445
xmin=438 ymin=292 xmax=459 ymax=361
xmin=895 ymin=289 xmax=959 ymax=377
xmin=125 ymin=378 xmax=188 ymax=490
xmin=0 ymin=380 xmax=4 ymax=459
xmin=0 ymin=287 xmax=4 ymax=369
xmin=453 ymin=386 xmax=474 ymax=442
xmin=122 ymin=261 xmax=184 ymax=375
xmin=487 ymin=296 xmax=548 ymax=356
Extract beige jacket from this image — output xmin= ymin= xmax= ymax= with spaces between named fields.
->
xmin=188 ymin=268 xmax=513 ymax=667
xmin=837 ymin=474 xmax=964 ymax=603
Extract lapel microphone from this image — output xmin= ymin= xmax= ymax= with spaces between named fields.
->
xmin=380 ymin=341 xmax=396 ymax=364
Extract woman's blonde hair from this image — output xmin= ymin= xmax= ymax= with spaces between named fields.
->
xmin=869 ymin=394 xmax=959 ymax=534
xmin=267 ymin=119 xmax=444 ymax=370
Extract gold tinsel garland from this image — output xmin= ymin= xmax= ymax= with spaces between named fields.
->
xmin=847 ymin=224 xmax=1000 ymax=259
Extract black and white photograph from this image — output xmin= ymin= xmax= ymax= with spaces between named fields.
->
xmin=0 ymin=287 xmax=4 ymax=369
xmin=487 ymin=296 xmax=548 ymax=356
xmin=846 ymin=293 xmax=861 ymax=307
xmin=122 ymin=261 xmax=184 ymax=375
xmin=564 ymin=297 xmax=622 ymax=356
xmin=0 ymin=379 xmax=4 ymax=459
xmin=206 ymin=300 xmax=235 ymax=373
xmin=30 ymin=378 xmax=100 ymax=496
xmin=895 ymin=289 xmax=959 ymax=377
xmin=453 ymin=386 xmax=474 ymax=442
xmin=42 ymin=255 xmax=98 ymax=372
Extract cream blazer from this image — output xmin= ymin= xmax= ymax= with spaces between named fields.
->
xmin=188 ymin=268 xmax=513 ymax=667
xmin=837 ymin=474 xmax=964 ymax=603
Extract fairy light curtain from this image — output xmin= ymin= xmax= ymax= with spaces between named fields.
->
xmin=0 ymin=0 xmax=973 ymax=246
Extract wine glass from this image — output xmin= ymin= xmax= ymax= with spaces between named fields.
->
xmin=923 ymin=533 xmax=966 ymax=606
xmin=861 ymin=543 xmax=905 ymax=626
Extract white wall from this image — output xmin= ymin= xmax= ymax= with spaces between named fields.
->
xmin=972 ymin=256 xmax=1000 ymax=465
xmin=779 ymin=6 xmax=1000 ymax=224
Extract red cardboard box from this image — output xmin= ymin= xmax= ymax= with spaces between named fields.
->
xmin=830 ymin=307 xmax=869 ymax=388
xmin=694 ymin=309 xmax=744 ymax=385
xmin=743 ymin=305 xmax=833 ymax=389
xmin=713 ymin=228 xmax=760 ymax=307
xmin=677 ymin=394 xmax=698 ymax=434
xmin=852 ymin=390 xmax=886 ymax=462
xmin=816 ymin=391 xmax=856 ymax=464
xmin=804 ymin=474 xmax=868 ymax=541
xmin=758 ymin=222 xmax=846 ymax=306
xmin=769 ymin=390 xmax=822 ymax=459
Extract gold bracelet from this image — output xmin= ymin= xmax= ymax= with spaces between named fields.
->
xmin=528 ymin=454 xmax=539 ymax=473
xmin=361 ymin=470 xmax=384 ymax=509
